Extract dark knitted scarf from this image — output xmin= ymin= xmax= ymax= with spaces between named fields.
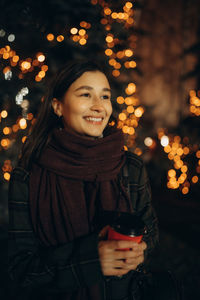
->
xmin=29 ymin=127 xmax=132 ymax=247
xmin=29 ymin=127 xmax=134 ymax=300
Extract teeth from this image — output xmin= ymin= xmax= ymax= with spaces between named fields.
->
xmin=85 ymin=117 xmax=103 ymax=122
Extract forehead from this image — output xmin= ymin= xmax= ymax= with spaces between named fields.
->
xmin=70 ymin=71 xmax=110 ymax=89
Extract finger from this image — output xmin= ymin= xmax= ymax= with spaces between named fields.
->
xmin=125 ymin=254 xmax=144 ymax=265
xmin=101 ymin=265 xmax=130 ymax=276
xmin=114 ymin=248 xmax=143 ymax=260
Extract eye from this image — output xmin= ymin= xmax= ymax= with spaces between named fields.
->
xmin=80 ymin=93 xmax=91 ymax=98
xmin=101 ymin=95 xmax=111 ymax=100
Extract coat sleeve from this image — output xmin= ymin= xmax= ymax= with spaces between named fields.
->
xmin=8 ymin=168 xmax=104 ymax=294
xmin=127 ymin=153 xmax=159 ymax=259
xmin=136 ymin=163 xmax=159 ymax=257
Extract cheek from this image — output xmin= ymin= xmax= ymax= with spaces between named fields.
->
xmin=106 ymin=102 xmax=113 ymax=117
xmin=63 ymin=100 xmax=86 ymax=116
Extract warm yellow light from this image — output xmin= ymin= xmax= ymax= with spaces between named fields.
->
xmin=12 ymin=55 xmax=19 ymax=62
xmin=127 ymin=105 xmax=134 ymax=113
xmin=21 ymin=136 xmax=27 ymax=144
xmin=106 ymin=35 xmax=113 ymax=43
xmin=125 ymin=2 xmax=133 ymax=9
xmin=119 ymin=113 xmax=127 ymax=121
xmin=125 ymin=83 xmax=136 ymax=95
xmin=111 ymin=12 xmax=118 ymax=19
xmin=174 ymin=155 xmax=180 ymax=162
xmin=164 ymin=145 xmax=171 ymax=153
xmin=181 ymin=165 xmax=188 ymax=173
xmin=4 ymin=172 xmax=11 ymax=181
xmin=3 ymin=127 xmax=11 ymax=135
xmin=35 ymin=75 xmax=42 ymax=82
xmin=180 ymin=173 xmax=187 ymax=181
xmin=112 ymin=70 xmax=120 ymax=77
xmin=177 ymin=148 xmax=183 ymax=156
xmin=130 ymin=119 xmax=138 ymax=127
xmin=72 ymin=35 xmax=80 ymax=42
xmin=41 ymin=65 xmax=48 ymax=72
xmin=115 ymin=62 xmax=121 ymax=69
xmin=79 ymin=38 xmax=87 ymax=45
xmin=57 ymin=35 xmax=64 ymax=42
xmin=122 ymin=126 xmax=129 ymax=133
xmin=1 ymin=139 xmax=7 ymax=147
xmin=80 ymin=21 xmax=87 ymax=27
xmin=129 ymin=61 xmax=136 ymax=68
xmin=117 ymin=51 xmax=124 ymax=59
xmin=172 ymin=142 xmax=179 ymax=150
xmin=19 ymin=118 xmax=27 ymax=129
xmin=1 ymin=110 xmax=8 ymax=118
xmin=109 ymin=58 xmax=116 ymax=66
xmin=168 ymin=169 xmax=176 ymax=177
xmin=47 ymin=33 xmax=54 ymax=41
xmin=71 ymin=27 xmax=78 ymax=34
xmin=160 ymin=135 xmax=169 ymax=147
xmin=125 ymin=49 xmax=133 ymax=57
xmin=117 ymin=96 xmax=124 ymax=104
xmin=3 ymin=66 xmax=11 ymax=74
xmin=135 ymin=107 xmax=144 ymax=118
xmin=37 ymin=54 xmax=45 ymax=62
xmin=21 ymin=61 xmax=31 ymax=69
xmin=79 ymin=29 xmax=86 ymax=36
xmin=168 ymin=153 xmax=174 ymax=160
xmin=189 ymin=90 xmax=196 ymax=97
xmin=127 ymin=18 xmax=134 ymax=24
xmin=38 ymin=71 xmax=45 ymax=78
xmin=196 ymin=150 xmax=200 ymax=158
xmin=3 ymin=52 xmax=9 ymax=59
xmin=174 ymin=160 xmax=184 ymax=169
xmin=104 ymin=7 xmax=112 ymax=15
xmin=128 ymin=127 xmax=135 ymax=135
xmin=182 ymin=187 xmax=189 ymax=194
xmin=144 ymin=137 xmax=153 ymax=147
xmin=124 ymin=97 xmax=133 ymax=105
xmin=105 ymin=49 xmax=113 ymax=56
xmin=192 ymin=176 xmax=198 ymax=183
xmin=183 ymin=147 xmax=189 ymax=155
xmin=118 ymin=13 xmax=125 ymax=19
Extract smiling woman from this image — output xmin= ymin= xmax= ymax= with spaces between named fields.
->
xmin=52 ymin=71 xmax=112 ymax=137
xmin=8 ymin=60 xmax=159 ymax=300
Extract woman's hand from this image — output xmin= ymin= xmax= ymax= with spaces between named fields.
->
xmin=98 ymin=229 xmax=147 ymax=276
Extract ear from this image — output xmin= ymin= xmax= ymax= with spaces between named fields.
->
xmin=52 ymin=98 xmax=62 ymax=117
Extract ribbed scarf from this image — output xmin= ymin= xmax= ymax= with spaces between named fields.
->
xmin=29 ymin=127 xmax=134 ymax=300
xmin=29 ymin=127 xmax=133 ymax=247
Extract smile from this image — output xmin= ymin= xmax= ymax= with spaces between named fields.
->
xmin=84 ymin=117 xmax=104 ymax=123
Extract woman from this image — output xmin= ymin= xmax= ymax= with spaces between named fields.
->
xmin=8 ymin=61 xmax=159 ymax=300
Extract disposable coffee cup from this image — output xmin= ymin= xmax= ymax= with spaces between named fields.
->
xmin=107 ymin=212 xmax=146 ymax=250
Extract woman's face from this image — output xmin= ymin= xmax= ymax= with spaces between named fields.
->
xmin=53 ymin=71 xmax=113 ymax=137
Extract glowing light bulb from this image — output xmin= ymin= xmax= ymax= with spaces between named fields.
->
xmin=144 ymin=137 xmax=153 ymax=147
xmin=160 ymin=135 xmax=169 ymax=147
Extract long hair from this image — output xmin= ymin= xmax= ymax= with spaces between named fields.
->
xmin=19 ymin=60 xmax=111 ymax=170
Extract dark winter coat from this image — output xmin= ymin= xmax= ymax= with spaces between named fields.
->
xmin=8 ymin=151 xmax=159 ymax=300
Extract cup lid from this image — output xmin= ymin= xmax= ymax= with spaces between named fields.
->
xmin=112 ymin=212 xmax=146 ymax=236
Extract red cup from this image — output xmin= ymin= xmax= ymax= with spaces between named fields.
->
xmin=107 ymin=212 xmax=146 ymax=250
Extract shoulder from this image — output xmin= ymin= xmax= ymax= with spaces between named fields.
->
xmin=125 ymin=151 xmax=144 ymax=169
xmin=123 ymin=151 xmax=148 ymax=185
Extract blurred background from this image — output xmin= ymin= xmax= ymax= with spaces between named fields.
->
xmin=0 ymin=0 xmax=200 ymax=289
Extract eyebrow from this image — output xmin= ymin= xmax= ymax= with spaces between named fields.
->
xmin=74 ymin=85 xmax=111 ymax=93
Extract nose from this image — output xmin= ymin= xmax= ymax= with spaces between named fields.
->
xmin=90 ymin=95 xmax=104 ymax=112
